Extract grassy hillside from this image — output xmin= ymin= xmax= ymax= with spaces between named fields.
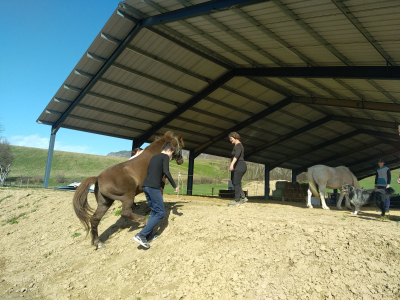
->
xmin=7 ymin=146 xmax=229 ymax=188
xmin=8 ymin=145 xmax=398 ymax=195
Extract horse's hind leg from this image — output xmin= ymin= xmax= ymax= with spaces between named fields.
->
xmin=307 ymin=188 xmax=313 ymax=208
xmin=319 ymin=187 xmax=330 ymax=210
xmin=91 ymin=192 xmax=114 ymax=249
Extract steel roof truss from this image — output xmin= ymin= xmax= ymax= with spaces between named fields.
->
xmin=135 ymin=70 xmax=235 ymax=145
xmin=293 ymin=97 xmax=400 ymax=113
xmin=247 ymin=115 xmax=332 ymax=159
xmin=193 ymin=97 xmax=292 ymax=156
xmin=331 ymin=0 xmax=397 ymax=67
xmin=269 ymin=130 xmax=361 ymax=168
xmin=234 ymin=67 xmax=400 ymax=80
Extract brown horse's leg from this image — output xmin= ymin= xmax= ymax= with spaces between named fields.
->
xmin=120 ymin=196 xmax=148 ymax=224
xmin=91 ymin=191 xmax=114 ymax=249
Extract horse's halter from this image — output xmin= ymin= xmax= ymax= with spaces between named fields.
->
xmin=171 ymin=137 xmax=183 ymax=161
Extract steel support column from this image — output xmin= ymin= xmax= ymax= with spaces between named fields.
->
xmin=187 ymin=150 xmax=194 ymax=195
xmin=264 ymin=165 xmax=270 ymax=200
xmin=292 ymin=169 xmax=297 ymax=183
xmin=132 ymin=139 xmax=144 ymax=151
xmin=43 ymin=130 xmax=56 ymax=188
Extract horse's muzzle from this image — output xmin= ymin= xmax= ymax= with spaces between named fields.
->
xmin=176 ymin=158 xmax=184 ymax=165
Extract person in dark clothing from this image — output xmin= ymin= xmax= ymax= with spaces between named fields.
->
xmin=375 ymin=158 xmax=391 ymax=213
xmin=228 ymin=132 xmax=248 ymax=206
xmin=133 ymin=142 xmax=179 ymax=248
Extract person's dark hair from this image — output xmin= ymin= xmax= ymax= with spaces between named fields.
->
xmin=161 ymin=142 xmax=175 ymax=152
xmin=228 ymin=132 xmax=241 ymax=140
xmin=131 ymin=148 xmax=143 ymax=156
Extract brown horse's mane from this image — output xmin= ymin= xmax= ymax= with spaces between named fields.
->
xmin=149 ymin=131 xmax=184 ymax=149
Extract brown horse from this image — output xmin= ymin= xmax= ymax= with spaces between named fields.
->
xmin=73 ymin=131 xmax=184 ymax=249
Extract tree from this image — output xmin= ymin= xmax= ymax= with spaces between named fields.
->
xmin=0 ymin=124 xmax=14 ymax=186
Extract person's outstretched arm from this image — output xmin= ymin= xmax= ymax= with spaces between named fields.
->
xmin=162 ymin=155 xmax=177 ymax=191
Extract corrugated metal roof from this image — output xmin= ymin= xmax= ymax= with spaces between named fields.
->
xmin=37 ymin=0 xmax=400 ymax=179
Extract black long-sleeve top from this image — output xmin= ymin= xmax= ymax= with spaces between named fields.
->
xmin=142 ymin=153 xmax=176 ymax=189
xmin=231 ymin=143 xmax=245 ymax=164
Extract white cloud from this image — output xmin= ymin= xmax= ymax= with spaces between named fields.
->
xmin=9 ymin=134 xmax=92 ymax=154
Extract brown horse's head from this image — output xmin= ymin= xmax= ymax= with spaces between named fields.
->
xmin=155 ymin=131 xmax=184 ymax=165
xmin=171 ymin=134 xmax=184 ymax=165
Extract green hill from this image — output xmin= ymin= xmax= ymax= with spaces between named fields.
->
xmin=6 ymin=146 xmax=230 ymax=189
xmin=7 ymin=145 xmax=395 ymax=196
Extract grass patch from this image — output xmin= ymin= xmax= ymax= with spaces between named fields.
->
xmin=18 ymin=205 xmax=24 ymax=209
xmin=171 ymin=216 xmax=175 ymax=221
xmin=114 ymin=209 xmax=122 ymax=216
xmin=71 ymin=232 xmax=81 ymax=238
xmin=0 ymin=195 xmax=12 ymax=204
xmin=31 ymin=209 xmax=37 ymax=213
xmin=3 ymin=213 xmax=26 ymax=225
xmin=43 ymin=251 xmax=52 ymax=258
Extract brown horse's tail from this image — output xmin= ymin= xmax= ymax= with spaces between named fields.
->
xmin=73 ymin=177 xmax=97 ymax=234
xmin=307 ymin=167 xmax=320 ymax=199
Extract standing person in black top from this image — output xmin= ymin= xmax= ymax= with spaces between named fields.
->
xmin=133 ymin=142 xmax=179 ymax=248
xmin=228 ymin=132 xmax=248 ymax=206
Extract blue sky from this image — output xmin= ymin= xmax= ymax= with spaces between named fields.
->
xmin=1 ymin=1 xmax=144 ymax=156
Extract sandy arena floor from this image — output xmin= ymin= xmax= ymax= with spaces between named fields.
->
xmin=0 ymin=188 xmax=399 ymax=300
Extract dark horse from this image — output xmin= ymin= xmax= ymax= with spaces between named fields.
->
xmin=73 ymin=131 xmax=184 ymax=249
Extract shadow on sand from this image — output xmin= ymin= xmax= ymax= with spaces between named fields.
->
xmin=98 ymin=201 xmax=184 ymax=248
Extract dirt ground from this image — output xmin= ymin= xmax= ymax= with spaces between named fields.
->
xmin=243 ymin=180 xmax=284 ymax=196
xmin=1 ymin=188 xmax=400 ymax=300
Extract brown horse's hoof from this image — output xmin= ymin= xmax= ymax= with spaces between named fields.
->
xmin=96 ymin=242 xmax=106 ymax=250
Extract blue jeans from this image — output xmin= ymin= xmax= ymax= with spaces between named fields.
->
xmin=140 ymin=186 xmax=165 ymax=238
xmin=377 ymin=186 xmax=390 ymax=210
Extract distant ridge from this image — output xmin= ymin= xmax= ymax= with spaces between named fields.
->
xmin=106 ymin=150 xmax=131 ymax=158
xmin=106 ymin=149 xmax=224 ymax=160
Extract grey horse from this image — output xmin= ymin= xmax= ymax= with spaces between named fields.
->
xmin=307 ymin=165 xmax=360 ymax=210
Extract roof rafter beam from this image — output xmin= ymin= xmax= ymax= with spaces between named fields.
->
xmin=53 ymin=98 xmax=154 ymax=125
xmin=193 ymin=97 xmax=292 ymax=156
xmin=346 ymin=148 xmax=400 ymax=168
xmin=269 ymin=130 xmax=360 ymax=168
xmin=49 ymin=18 xmax=142 ymax=134
xmin=359 ymin=129 xmax=400 ymax=141
xmin=134 ymin=70 xmax=235 ymax=145
xmin=332 ymin=115 xmax=400 ymax=129
xmin=45 ymin=109 xmax=145 ymax=134
xmin=272 ymin=0 xmax=400 ymax=105
xmin=140 ymin=0 xmax=269 ymax=28
xmin=331 ymin=0 xmax=397 ymax=67
xmin=296 ymin=140 xmax=395 ymax=173
xmin=234 ymin=67 xmax=400 ymax=80
xmin=293 ymin=97 xmax=400 ymax=113
xmin=246 ymin=116 xmax=332 ymax=159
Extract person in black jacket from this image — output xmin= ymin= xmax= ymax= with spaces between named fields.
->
xmin=133 ymin=142 xmax=179 ymax=248
xmin=228 ymin=132 xmax=248 ymax=206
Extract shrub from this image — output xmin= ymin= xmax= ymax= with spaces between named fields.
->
xmin=56 ymin=173 xmax=66 ymax=184
xmin=33 ymin=176 xmax=44 ymax=184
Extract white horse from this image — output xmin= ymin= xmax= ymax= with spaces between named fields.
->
xmin=307 ymin=165 xmax=360 ymax=210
